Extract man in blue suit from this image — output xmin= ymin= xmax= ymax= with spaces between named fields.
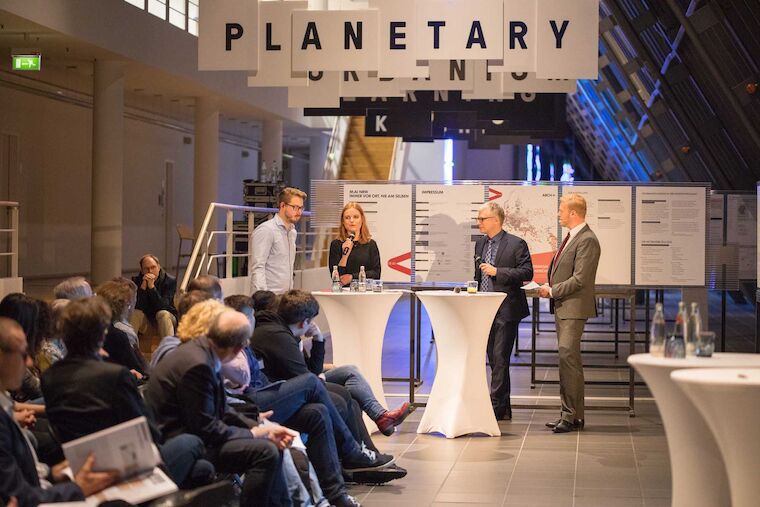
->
xmin=0 ymin=317 xmax=118 ymax=507
xmin=475 ymin=202 xmax=534 ymax=421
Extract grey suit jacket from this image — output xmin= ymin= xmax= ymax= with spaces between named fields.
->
xmin=548 ymin=224 xmax=601 ymax=319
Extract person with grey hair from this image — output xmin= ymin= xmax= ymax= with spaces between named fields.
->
xmin=130 ymin=254 xmax=178 ymax=339
xmin=52 ymin=277 xmax=93 ymax=300
xmin=475 ymin=201 xmax=533 ymax=421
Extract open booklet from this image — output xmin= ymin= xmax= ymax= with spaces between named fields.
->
xmin=47 ymin=416 xmax=178 ymax=506
xmin=520 ymin=281 xmax=541 ymax=290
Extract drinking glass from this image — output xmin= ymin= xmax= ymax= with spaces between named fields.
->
xmin=696 ymin=331 xmax=715 ymax=357
xmin=466 ymin=281 xmax=478 ymax=294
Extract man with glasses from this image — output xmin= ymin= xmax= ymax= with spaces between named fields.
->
xmin=474 ymin=202 xmax=533 ymax=421
xmin=251 ymin=187 xmax=307 ymax=294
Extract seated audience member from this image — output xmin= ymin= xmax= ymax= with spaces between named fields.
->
xmin=186 ymin=274 xmax=223 ymax=301
xmin=52 ymin=276 xmax=93 ymax=300
xmin=146 ymin=310 xmax=297 ymax=507
xmin=150 ymin=290 xmax=213 ymax=368
xmin=35 ymin=300 xmax=67 ymax=373
xmin=40 ymin=297 xmax=214 ymax=489
xmin=252 ymin=290 xmax=278 ymax=316
xmin=111 ymin=277 xmax=140 ymax=350
xmin=0 ymin=317 xmax=119 ymax=506
xmin=224 ymin=295 xmax=396 ymax=499
xmin=97 ymin=281 xmax=149 ymax=379
xmin=251 ymin=290 xmax=412 ymax=436
xmin=130 ymin=254 xmax=178 ymax=339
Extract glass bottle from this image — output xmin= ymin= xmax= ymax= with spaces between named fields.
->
xmin=649 ymin=303 xmax=666 ymax=357
xmin=686 ymin=302 xmax=701 ymax=356
xmin=331 ymin=266 xmax=341 ymax=293
xmin=674 ymin=301 xmax=688 ymax=339
xmin=358 ymin=266 xmax=367 ymax=292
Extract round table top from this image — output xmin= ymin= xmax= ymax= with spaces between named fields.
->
xmin=628 ymin=352 xmax=760 ymax=369
xmin=311 ymin=289 xmax=406 ymax=296
xmin=671 ymin=368 xmax=760 ymax=387
xmin=415 ymin=290 xmax=507 ymax=298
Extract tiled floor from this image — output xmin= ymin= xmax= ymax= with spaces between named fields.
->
xmin=344 ymin=295 xmax=674 ymax=506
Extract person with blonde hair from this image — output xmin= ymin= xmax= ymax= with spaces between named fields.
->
xmin=251 ymin=187 xmax=307 ymax=294
xmin=328 ymin=202 xmax=381 ymax=287
xmin=176 ymin=299 xmax=226 ymax=343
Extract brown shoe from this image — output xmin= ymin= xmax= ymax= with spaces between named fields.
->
xmin=375 ymin=402 xmax=413 ymax=436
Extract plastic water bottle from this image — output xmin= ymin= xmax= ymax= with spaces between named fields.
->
xmin=331 ymin=266 xmax=341 ymax=293
xmin=649 ymin=303 xmax=666 ymax=357
xmin=674 ymin=301 xmax=688 ymax=339
xmin=358 ymin=266 xmax=367 ymax=292
xmin=686 ymin=302 xmax=701 ymax=357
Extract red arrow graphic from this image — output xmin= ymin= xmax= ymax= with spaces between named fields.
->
xmin=387 ymin=251 xmax=412 ymax=276
xmin=488 ymin=187 xmax=503 ymax=201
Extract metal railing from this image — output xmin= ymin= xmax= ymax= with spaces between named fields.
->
xmin=179 ymin=202 xmax=336 ymax=292
xmin=0 ymin=201 xmax=19 ymax=278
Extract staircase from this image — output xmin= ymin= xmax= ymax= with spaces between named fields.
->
xmin=338 ymin=117 xmax=397 ymax=180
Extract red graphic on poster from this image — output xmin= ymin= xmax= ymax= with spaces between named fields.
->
xmin=387 ymin=252 xmax=412 ymax=276
xmin=531 ymin=251 xmax=555 ymax=284
xmin=487 ymin=187 xmax=503 ymax=201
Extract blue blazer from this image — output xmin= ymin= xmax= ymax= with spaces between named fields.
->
xmin=0 ymin=408 xmax=83 ymax=506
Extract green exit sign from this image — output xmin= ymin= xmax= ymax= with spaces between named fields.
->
xmin=12 ymin=55 xmax=41 ymax=71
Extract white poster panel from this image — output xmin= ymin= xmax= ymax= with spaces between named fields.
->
xmin=292 ymin=9 xmax=380 ymax=71
xmin=727 ymin=194 xmax=757 ymax=280
xmin=287 ymin=71 xmax=341 ymax=108
xmin=370 ymin=0 xmax=430 ymax=78
xmin=198 ymin=0 xmax=258 ymax=71
xmin=488 ymin=185 xmax=558 ymax=284
xmin=635 ymin=186 xmax=706 ymax=286
xmin=490 ymin=0 xmax=537 ymax=73
xmin=398 ymin=60 xmax=475 ymax=91
xmin=339 ymin=72 xmax=406 ymax=98
xmin=462 ymin=61 xmax=502 ymax=99
xmin=344 ymin=184 xmax=413 ymax=282
xmin=564 ymin=185 xmax=632 ymax=285
xmin=248 ymin=1 xmax=308 ymax=87
xmin=708 ymin=193 xmax=724 ymax=246
xmin=501 ymin=72 xmax=576 ymax=94
xmin=415 ymin=185 xmax=484 ymax=283
xmin=414 ymin=0 xmax=504 ymax=61
xmin=536 ymin=0 xmax=599 ymax=79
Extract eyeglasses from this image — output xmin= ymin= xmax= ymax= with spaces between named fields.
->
xmin=285 ymin=203 xmax=304 ymax=212
xmin=476 ymin=216 xmax=496 ymax=223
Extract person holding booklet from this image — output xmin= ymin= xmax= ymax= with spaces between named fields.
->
xmin=0 ymin=316 xmax=119 ymax=506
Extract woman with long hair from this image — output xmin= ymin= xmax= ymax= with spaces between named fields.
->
xmin=328 ymin=202 xmax=381 ymax=286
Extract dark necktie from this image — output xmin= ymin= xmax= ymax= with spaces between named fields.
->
xmin=480 ymin=238 xmax=495 ymax=292
xmin=550 ymin=232 xmax=571 ymax=286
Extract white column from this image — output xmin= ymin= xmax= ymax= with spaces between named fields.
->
xmin=91 ymin=60 xmax=125 ymax=284
xmin=262 ymin=119 xmax=283 ymax=182
xmin=309 ymin=134 xmax=329 ymax=181
xmin=193 ymin=96 xmax=220 ymax=236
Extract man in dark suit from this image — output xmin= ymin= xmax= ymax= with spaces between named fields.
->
xmin=130 ymin=254 xmax=178 ymax=338
xmin=146 ymin=309 xmax=296 ymax=507
xmin=0 ymin=317 xmax=118 ymax=506
xmin=41 ymin=297 xmax=214 ymax=488
xmin=539 ymin=193 xmax=601 ymax=433
xmin=475 ymin=201 xmax=534 ymax=421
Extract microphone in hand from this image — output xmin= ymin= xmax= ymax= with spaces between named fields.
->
xmin=474 ymin=255 xmax=482 ymax=270
xmin=342 ymin=232 xmax=356 ymax=255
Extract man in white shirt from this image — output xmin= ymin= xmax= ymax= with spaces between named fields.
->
xmin=538 ymin=193 xmax=601 ymax=433
xmin=251 ymin=187 xmax=307 ymax=294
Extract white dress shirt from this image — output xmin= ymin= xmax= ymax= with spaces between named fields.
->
xmin=250 ymin=213 xmax=297 ymax=294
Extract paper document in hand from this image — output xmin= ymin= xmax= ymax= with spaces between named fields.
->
xmin=62 ymin=416 xmax=158 ymax=478
xmin=84 ymin=467 xmax=177 ymax=506
xmin=521 ymin=281 xmax=541 ymax=290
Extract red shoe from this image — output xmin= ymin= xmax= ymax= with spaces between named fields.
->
xmin=375 ymin=402 xmax=413 ymax=436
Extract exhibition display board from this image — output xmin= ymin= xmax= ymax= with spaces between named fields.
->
xmin=312 ymin=180 xmax=711 ymax=288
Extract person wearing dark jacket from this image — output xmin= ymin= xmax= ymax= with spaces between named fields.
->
xmin=475 ymin=202 xmax=534 ymax=421
xmin=130 ymin=254 xmax=178 ymax=338
xmin=98 ymin=280 xmax=150 ymax=379
xmin=145 ymin=310 xmax=296 ymax=507
xmin=40 ymin=297 xmax=214 ymax=489
xmin=328 ymin=202 xmax=381 ymax=286
xmin=0 ymin=317 xmax=119 ymax=507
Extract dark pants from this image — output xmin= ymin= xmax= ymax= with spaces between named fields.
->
xmin=487 ymin=314 xmax=520 ymax=418
xmin=159 ymin=433 xmax=215 ymax=489
xmin=209 ymin=438 xmax=289 ymax=507
xmin=246 ymin=373 xmax=358 ymax=501
xmin=325 ymin=382 xmax=379 ymax=453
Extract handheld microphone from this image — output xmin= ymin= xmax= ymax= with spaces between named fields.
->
xmin=342 ymin=232 xmax=356 ymax=255
xmin=474 ymin=255 xmax=482 ymax=267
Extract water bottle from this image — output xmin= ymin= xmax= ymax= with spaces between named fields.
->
xmin=674 ymin=301 xmax=688 ymax=339
xmin=686 ymin=302 xmax=701 ymax=357
xmin=331 ymin=266 xmax=341 ymax=293
xmin=358 ymin=266 xmax=367 ymax=292
xmin=649 ymin=303 xmax=666 ymax=357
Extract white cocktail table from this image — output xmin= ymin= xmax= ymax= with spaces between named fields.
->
xmin=628 ymin=353 xmax=760 ymax=507
xmin=672 ymin=368 xmax=760 ymax=507
xmin=416 ymin=291 xmax=506 ymax=438
xmin=312 ymin=290 xmax=404 ymax=432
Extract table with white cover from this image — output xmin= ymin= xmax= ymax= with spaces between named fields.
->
xmin=312 ymin=290 xmax=404 ymax=432
xmin=415 ymin=291 xmax=506 ymax=438
xmin=672 ymin=368 xmax=760 ymax=507
xmin=627 ymin=353 xmax=760 ymax=507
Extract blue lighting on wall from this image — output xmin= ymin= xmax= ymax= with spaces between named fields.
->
xmin=443 ymin=139 xmax=454 ymax=182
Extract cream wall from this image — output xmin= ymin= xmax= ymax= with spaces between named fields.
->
xmin=0 ymin=85 xmax=258 ymax=279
